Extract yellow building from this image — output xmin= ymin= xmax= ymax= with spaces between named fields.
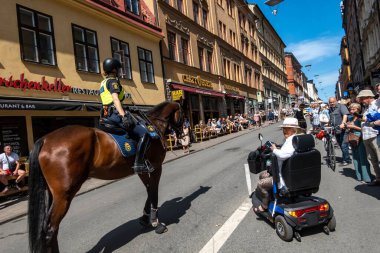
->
xmin=0 ymin=0 xmax=164 ymax=155
xmin=158 ymin=0 xmax=262 ymax=126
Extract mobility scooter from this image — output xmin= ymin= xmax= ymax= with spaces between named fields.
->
xmin=247 ymin=133 xmax=336 ymax=242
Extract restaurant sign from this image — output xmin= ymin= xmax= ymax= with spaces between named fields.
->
xmin=182 ymin=75 xmax=213 ymax=89
xmin=0 ymin=73 xmax=99 ymax=96
xmin=224 ymin=84 xmax=239 ymax=93
xmin=171 ymin=89 xmax=184 ymax=101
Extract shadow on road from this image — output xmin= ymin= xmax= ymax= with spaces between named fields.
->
xmin=86 ymin=186 xmax=211 ymax=253
xmin=339 ymin=167 xmax=358 ymax=181
xmin=354 ymin=184 xmax=380 ymax=200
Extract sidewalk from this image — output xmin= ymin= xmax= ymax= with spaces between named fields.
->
xmin=0 ymin=125 xmax=266 ymax=225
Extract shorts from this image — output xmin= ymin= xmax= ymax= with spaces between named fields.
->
xmin=1 ymin=170 xmax=12 ymax=176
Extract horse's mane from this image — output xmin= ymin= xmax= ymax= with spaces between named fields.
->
xmin=147 ymin=101 xmax=172 ymax=117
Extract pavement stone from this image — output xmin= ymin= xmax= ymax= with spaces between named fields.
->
xmin=0 ymin=125 xmax=265 ymax=225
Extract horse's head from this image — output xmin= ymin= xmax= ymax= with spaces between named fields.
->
xmin=169 ymin=102 xmax=184 ymax=137
xmin=148 ymin=101 xmax=184 ymax=137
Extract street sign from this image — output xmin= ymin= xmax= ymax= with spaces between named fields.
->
xmin=172 ymin=90 xmax=184 ymax=101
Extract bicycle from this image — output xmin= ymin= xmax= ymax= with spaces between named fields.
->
xmin=321 ymin=126 xmax=336 ymax=171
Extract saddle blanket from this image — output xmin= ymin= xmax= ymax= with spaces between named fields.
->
xmin=108 ymin=133 xmax=137 ymax=157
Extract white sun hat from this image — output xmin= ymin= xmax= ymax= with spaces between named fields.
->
xmin=356 ymin=89 xmax=375 ymax=98
xmin=279 ymin=117 xmax=301 ymax=128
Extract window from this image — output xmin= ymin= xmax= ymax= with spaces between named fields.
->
xmin=181 ymin=38 xmax=189 ymax=65
xmin=198 ymin=47 xmax=204 ymax=70
xmin=125 ymin=0 xmax=140 ymax=16
xmin=72 ymin=24 xmax=99 ymax=73
xmin=138 ymin=47 xmax=155 ymax=83
xmin=111 ymin=37 xmax=132 ymax=79
xmin=177 ymin=0 xmax=184 ymax=13
xmin=193 ymin=2 xmax=199 ymax=24
xmin=206 ymin=50 xmax=213 ymax=73
xmin=223 ymin=58 xmax=230 ymax=79
xmin=202 ymin=9 xmax=208 ymax=29
xmin=17 ymin=5 xmax=56 ymax=65
xmin=168 ymin=32 xmax=177 ymax=61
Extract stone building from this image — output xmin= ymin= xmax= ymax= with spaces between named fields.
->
xmin=250 ymin=4 xmax=288 ymax=111
xmin=284 ymin=52 xmax=303 ymax=105
xmin=157 ymin=0 xmax=262 ymax=126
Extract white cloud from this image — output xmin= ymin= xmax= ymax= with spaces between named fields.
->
xmin=286 ymin=37 xmax=340 ymax=63
xmin=317 ymin=71 xmax=339 ymax=88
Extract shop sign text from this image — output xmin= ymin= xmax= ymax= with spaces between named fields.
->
xmin=183 ymin=75 xmax=213 ymax=89
xmin=171 ymin=90 xmax=184 ymax=101
xmin=0 ymin=73 xmax=99 ymax=96
xmin=224 ymin=84 xmax=239 ymax=93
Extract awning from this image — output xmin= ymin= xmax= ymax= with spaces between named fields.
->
xmin=0 ymin=98 xmax=152 ymax=112
xmin=225 ymin=93 xmax=245 ymax=100
xmin=171 ymin=83 xmax=225 ymax=97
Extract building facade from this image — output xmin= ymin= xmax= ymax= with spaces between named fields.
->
xmin=356 ymin=0 xmax=380 ymax=86
xmin=337 ymin=36 xmax=353 ymax=100
xmin=0 ymin=0 xmax=164 ymax=154
xmin=157 ymin=0 xmax=262 ymax=126
xmin=250 ymin=4 xmax=288 ymax=111
xmin=342 ymin=0 xmax=366 ymax=92
xmin=284 ymin=52 xmax=303 ymax=105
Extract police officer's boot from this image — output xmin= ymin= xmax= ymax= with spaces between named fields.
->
xmin=133 ymin=133 xmax=153 ymax=174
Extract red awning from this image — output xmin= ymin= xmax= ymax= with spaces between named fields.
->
xmin=225 ymin=93 xmax=245 ymax=100
xmin=171 ymin=83 xmax=225 ymax=97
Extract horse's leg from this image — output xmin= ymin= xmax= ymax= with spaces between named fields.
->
xmin=43 ymin=190 xmax=77 ymax=253
xmin=141 ymin=166 xmax=167 ymax=234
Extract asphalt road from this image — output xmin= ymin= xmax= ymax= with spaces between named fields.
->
xmin=1 ymin=124 xmax=379 ymax=253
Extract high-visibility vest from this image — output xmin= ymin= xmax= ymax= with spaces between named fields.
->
xmin=99 ymin=77 xmax=125 ymax=105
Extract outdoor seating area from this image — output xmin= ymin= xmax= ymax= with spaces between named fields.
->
xmin=0 ymin=157 xmax=29 ymax=198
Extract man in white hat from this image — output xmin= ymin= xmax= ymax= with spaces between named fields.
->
xmin=254 ymin=117 xmax=299 ymax=213
xmin=357 ymin=89 xmax=380 ymax=186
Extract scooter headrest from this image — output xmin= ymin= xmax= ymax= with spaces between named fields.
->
xmin=292 ymin=134 xmax=315 ymax=153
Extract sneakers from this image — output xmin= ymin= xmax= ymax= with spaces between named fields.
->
xmin=341 ymin=162 xmax=349 ymax=166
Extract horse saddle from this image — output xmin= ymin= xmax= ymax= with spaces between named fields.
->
xmin=107 ymin=133 xmax=136 ymax=158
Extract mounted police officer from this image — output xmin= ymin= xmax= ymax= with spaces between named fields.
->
xmin=100 ymin=58 xmax=153 ymax=174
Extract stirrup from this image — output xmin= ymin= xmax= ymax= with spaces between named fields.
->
xmin=133 ymin=161 xmax=154 ymax=174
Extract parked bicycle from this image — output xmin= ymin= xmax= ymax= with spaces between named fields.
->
xmin=315 ymin=126 xmax=336 ymax=171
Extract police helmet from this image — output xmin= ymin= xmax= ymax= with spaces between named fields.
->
xmin=103 ymin=58 xmax=122 ymax=73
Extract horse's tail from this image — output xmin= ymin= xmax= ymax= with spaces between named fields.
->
xmin=28 ymin=137 xmax=51 ymax=253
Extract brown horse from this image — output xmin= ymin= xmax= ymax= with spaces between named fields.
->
xmin=28 ymin=101 xmax=183 ymax=253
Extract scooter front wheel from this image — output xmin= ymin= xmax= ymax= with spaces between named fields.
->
xmin=275 ymin=216 xmax=293 ymax=242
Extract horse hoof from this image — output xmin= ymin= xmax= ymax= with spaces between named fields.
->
xmin=155 ymin=223 xmax=168 ymax=234
xmin=139 ymin=215 xmax=152 ymax=228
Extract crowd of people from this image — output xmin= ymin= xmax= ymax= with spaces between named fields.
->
xmin=305 ymin=84 xmax=380 ymax=186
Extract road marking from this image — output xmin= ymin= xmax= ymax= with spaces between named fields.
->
xmin=244 ymin=163 xmax=252 ymax=196
xmin=199 ymin=198 xmax=252 ymax=253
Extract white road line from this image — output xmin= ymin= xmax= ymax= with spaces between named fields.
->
xmin=244 ymin=163 xmax=252 ymax=196
xmin=198 ymin=198 xmax=252 ymax=253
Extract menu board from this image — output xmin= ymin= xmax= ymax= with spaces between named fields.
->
xmin=0 ymin=117 xmax=28 ymax=157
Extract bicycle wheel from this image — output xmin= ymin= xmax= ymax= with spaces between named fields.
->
xmin=325 ymin=140 xmax=331 ymax=168
xmin=328 ymin=139 xmax=336 ymax=171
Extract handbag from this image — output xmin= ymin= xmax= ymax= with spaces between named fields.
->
xmin=319 ymin=113 xmax=329 ymax=123
xmin=347 ymin=131 xmax=360 ymax=148
xmin=5 ymin=155 xmax=17 ymax=172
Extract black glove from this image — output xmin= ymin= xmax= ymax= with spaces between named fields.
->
xmin=122 ymin=114 xmax=134 ymax=130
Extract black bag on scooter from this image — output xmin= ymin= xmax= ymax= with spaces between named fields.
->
xmin=247 ymin=150 xmax=262 ymax=174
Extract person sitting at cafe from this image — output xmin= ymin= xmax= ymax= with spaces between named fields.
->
xmin=0 ymin=145 xmax=24 ymax=193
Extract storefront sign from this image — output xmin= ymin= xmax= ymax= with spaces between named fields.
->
xmin=171 ymin=90 xmax=184 ymax=101
xmin=0 ymin=73 xmax=99 ymax=96
xmin=224 ymin=84 xmax=239 ymax=93
xmin=182 ymin=75 xmax=213 ymax=89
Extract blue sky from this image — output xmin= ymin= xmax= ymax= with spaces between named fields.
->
xmin=249 ymin=0 xmax=345 ymax=102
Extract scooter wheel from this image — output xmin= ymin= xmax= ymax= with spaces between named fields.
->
xmin=275 ymin=216 xmax=293 ymax=242
xmin=327 ymin=215 xmax=336 ymax=231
